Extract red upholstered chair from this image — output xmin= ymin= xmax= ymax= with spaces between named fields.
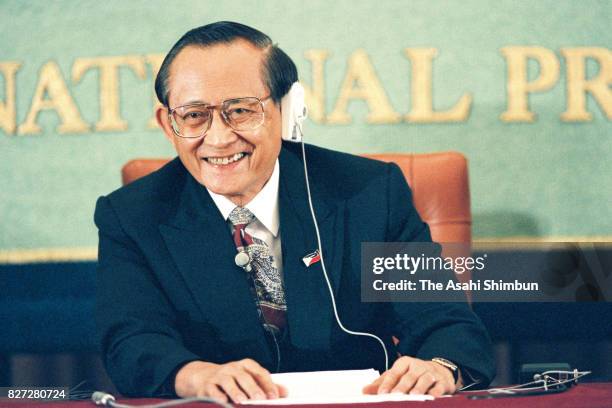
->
xmin=361 ymin=153 xmax=473 ymax=290
xmin=122 ymin=159 xmax=169 ymax=186
xmin=361 ymin=153 xmax=471 ymax=245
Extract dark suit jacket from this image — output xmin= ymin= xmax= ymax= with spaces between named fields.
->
xmin=95 ymin=142 xmax=495 ymax=397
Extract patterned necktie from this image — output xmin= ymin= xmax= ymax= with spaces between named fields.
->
xmin=228 ymin=206 xmax=287 ymax=335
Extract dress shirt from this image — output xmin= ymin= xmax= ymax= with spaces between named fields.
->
xmin=207 ymin=159 xmax=283 ymax=275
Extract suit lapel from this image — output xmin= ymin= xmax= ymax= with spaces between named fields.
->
xmin=279 ymin=145 xmax=345 ymax=351
xmin=159 ymin=172 xmax=274 ymax=365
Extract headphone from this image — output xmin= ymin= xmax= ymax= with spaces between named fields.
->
xmin=281 ymin=82 xmax=307 ymax=142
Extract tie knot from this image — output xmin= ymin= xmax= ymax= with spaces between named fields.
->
xmin=228 ymin=206 xmax=255 ymax=226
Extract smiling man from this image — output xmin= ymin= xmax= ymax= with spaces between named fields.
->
xmin=95 ymin=21 xmax=494 ymax=403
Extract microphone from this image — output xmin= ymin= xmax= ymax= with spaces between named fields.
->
xmin=234 ymin=250 xmax=252 ymax=272
xmin=91 ymin=391 xmax=116 ymax=406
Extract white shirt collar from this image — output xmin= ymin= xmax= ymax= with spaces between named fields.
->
xmin=207 ymin=159 xmax=280 ymax=237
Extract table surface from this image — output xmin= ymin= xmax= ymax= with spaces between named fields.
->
xmin=2 ymin=383 xmax=610 ymax=408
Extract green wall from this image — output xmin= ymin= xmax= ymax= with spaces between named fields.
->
xmin=1 ymin=0 xmax=610 ymax=257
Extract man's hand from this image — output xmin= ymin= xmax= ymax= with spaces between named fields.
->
xmin=174 ymin=359 xmax=288 ymax=403
xmin=363 ymin=356 xmax=459 ymax=397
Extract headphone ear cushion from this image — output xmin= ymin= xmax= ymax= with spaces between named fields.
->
xmin=290 ymin=83 xmax=307 ymax=122
xmin=281 ymin=82 xmax=306 ymax=142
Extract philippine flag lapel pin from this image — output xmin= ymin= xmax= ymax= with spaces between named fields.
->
xmin=302 ymin=249 xmax=321 ymax=267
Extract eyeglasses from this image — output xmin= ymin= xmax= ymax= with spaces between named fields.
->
xmin=168 ymin=95 xmax=271 ymax=139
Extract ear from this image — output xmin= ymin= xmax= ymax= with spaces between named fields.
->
xmin=156 ymin=106 xmax=177 ymax=148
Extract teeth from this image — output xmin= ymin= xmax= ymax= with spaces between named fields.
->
xmin=207 ymin=152 xmax=245 ymax=165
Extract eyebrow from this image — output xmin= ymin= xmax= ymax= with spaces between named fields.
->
xmin=173 ymin=95 xmax=260 ymax=108
xmin=178 ymin=99 xmax=209 ymax=106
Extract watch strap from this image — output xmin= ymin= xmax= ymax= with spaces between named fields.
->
xmin=431 ymin=357 xmax=460 ymax=383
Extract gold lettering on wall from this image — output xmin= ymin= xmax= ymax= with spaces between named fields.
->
xmin=500 ymin=46 xmax=560 ymax=122
xmin=560 ymin=47 xmax=612 ymax=121
xmin=146 ymin=54 xmax=164 ymax=129
xmin=18 ymin=61 xmax=89 ymax=135
xmin=0 ymin=62 xmax=21 ymax=134
xmin=72 ymin=55 xmax=146 ymax=132
xmin=327 ymin=49 xmax=400 ymax=124
xmin=3 ymin=45 xmax=609 ymax=136
xmin=403 ymin=48 xmax=472 ymax=122
xmin=302 ymin=49 xmax=329 ymax=123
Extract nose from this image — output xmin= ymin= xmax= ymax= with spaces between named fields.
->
xmin=204 ymin=109 xmax=238 ymax=148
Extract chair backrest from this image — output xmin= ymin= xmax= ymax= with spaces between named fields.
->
xmin=122 ymin=159 xmax=169 ymax=186
xmin=122 ymin=152 xmax=472 ymax=245
xmin=361 ymin=152 xmax=471 ymax=244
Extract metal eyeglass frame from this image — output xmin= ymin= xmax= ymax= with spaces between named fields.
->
xmin=167 ymin=95 xmax=272 ymax=139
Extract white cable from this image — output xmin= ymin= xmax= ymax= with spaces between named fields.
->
xmin=299 ymin=140 xmax=389 ymax=372
xmin=458 ymin=378 xmax=482 ymax=391
xmin=460 ymin=370 xmax=591 ymax=394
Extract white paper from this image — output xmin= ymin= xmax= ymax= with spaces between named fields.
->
xmin=241 ymin=369 xmax=434 ymax=405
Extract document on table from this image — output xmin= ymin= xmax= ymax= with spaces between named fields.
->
xmin=242 ymin=369 xmax=434 ymax=405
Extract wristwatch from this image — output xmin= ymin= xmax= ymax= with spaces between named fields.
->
xmin=431 ymin=357 xmax=460 ymax=383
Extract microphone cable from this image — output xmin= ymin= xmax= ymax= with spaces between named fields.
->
xmin=299 ymin=139 xmax=389 ymax=372
xmin=460 ymin=369 xmax=591 ymax=397
xmin=91 ymin=391 xmax=233 ymax=408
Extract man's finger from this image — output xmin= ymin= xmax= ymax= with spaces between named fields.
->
xmin=409 ymin=372 xmax=437 ymax=395
xmin=217 ymin=374 xmax=248 ymax=403
xmin=241 ymin=358 xmax=269 ymax=376
xmin=362 ymin=384 xmax=376 ymax=394
xmin=377 ymin=370 xmax=402 ymax=394
xmin=200 ymin=383 xmax=228 ymax=403
xmin=427 ymin=381 xmax=447 ymax=397
xmin=362 ymin=376 xmax=384 ymax=394
xmin=376 ymin=356 xmax=417 ymax=394
xmin=234 ymin=371 xmax=267 ymax=400
xmin=276 ymin=383 xmax=288 ymax=398
xmin=241 ymin=359 xmax=278 ymax=398
xmin=390 ymin=371 xmax=419 ymax=394
xmin=389 ymin=357 xmax=412 ymax=375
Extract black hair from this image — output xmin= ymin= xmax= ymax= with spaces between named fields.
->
xmin=154 ymin=21 xmax=298 ymax=107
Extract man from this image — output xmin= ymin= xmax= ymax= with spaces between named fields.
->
xmin=95 ymin=21 xmax=494 ymax=402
